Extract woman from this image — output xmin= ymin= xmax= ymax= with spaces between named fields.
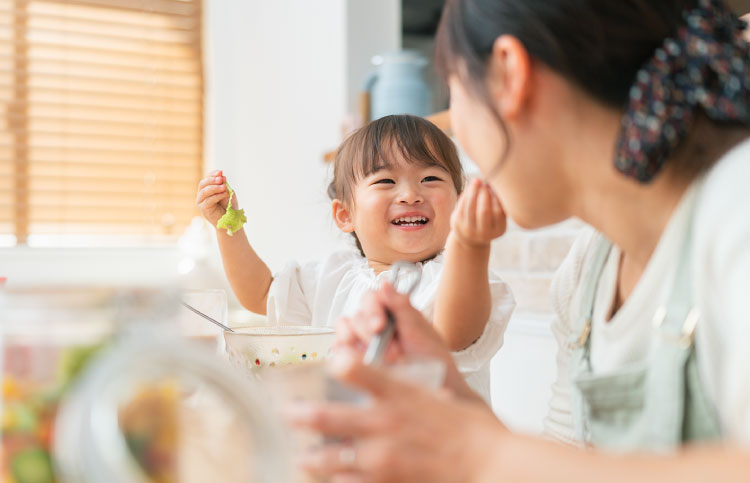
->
xmin=285 ymin=0 xmax=750 ymax=480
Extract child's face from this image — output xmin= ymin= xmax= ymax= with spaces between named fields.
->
xmin=334 ymin=155 xmax=459 ymax=264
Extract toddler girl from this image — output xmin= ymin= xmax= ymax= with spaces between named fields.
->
xmin=196 ymin=114 xmax=515 ymax=400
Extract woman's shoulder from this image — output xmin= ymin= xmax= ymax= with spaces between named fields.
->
xmin=695 ymin=138 xmax=750 ymax=224
xmin=689 ymin=139 xmax=750 ymax=443
xmin=690 ymin=138 xmax=750 ymax=305
xmin=691 ymin=138 xmax=750 ymax=281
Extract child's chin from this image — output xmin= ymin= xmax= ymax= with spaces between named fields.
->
xmin=392 ymin=244 xmax=438 ymax=259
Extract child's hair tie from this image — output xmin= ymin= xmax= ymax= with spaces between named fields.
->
xmin=615 ymin=0 xmax=750 ymax=183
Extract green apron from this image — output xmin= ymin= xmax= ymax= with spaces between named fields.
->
xmin=568 ymin=200 xmax=722 ymax=451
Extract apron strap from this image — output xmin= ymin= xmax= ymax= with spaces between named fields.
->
xmin=567 ymin=234 xmax=613 ymax=441
xmin=641 ymin=190 xmax=704 ymax=448
xmin=568 ymin=235 xmax=612 ymax=359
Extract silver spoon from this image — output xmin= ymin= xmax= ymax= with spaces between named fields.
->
xmin=180 ymin=301 xmax=235 ymax=332
xmin=362 ymin=261 xmax=421 ymax=365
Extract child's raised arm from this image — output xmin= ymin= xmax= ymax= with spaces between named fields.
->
xmin=196 ymin=170 xmax=273 ymax=314
xmin=434 ymin=178 xmax=507 ymax=351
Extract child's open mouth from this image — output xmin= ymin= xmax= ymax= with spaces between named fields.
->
xmin=391 ymin=215 xmax=429 ymax=228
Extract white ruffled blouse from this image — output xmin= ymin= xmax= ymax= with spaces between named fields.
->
xmin=266 ymin=250 xmax=516 ymax=402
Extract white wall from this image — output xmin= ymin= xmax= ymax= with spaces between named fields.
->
xmin=490 ymin=315 xmax=558 ymax=434
xmin=205 ymin=0 xmax=345 ymax=271
xmin=205 ymin=0 xmax=400 ymax=272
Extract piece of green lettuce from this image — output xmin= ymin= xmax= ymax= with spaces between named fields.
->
xmin=216 ymin=182 xmax=247 ymax=236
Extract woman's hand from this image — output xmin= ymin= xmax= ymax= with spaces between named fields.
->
xmin=285 ymin=353 xmax=506 ymax=483
xmin=333 ymin=283 xmax=475 ymax=399
xmin=196 ymin=169 xmax=236 ymax=226
xmin=451 ymin=178 xmax=507 ymax=248
xmin=334 ymin=283 xmax=448 ymax=362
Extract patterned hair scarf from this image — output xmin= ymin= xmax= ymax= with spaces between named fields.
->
xmin=615 ymin=0 xmax=750 ymax=182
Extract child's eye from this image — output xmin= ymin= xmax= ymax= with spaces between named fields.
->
xmin=373 ymin=179 xmax=395 ymax=185
xmin=422 ymin=176 xmax=442 ymax=182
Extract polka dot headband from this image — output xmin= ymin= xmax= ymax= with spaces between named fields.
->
xmin=615 ymin=0 xmax=750 ymax=182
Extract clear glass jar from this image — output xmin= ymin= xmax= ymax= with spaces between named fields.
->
xmin=1 ymin=287 xmax=289 ymax=483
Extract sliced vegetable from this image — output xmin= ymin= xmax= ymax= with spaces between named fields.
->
xmin=216 ymin=182 xmax=247 ymax=236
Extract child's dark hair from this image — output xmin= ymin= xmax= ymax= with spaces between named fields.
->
xmin=327 ymin=114 xmax=464 ymax=255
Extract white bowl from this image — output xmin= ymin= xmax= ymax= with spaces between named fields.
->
xmin=223 ymin=326 xmax=335 ymax=376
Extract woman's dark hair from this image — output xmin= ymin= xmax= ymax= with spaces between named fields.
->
xmin=436 ymin=0 xmax=697 ymax=109
xmin=434 ymin=0 xmax=716 ymax=174
xmin=328 ymin=114 xmax=464 ymax=255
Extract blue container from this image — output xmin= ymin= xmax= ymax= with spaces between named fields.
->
xmin=364 ymin=50 xmax=432 ymax=121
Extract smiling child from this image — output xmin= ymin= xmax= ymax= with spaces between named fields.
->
xmin=196 ymin=114 xmax=515 ymax=400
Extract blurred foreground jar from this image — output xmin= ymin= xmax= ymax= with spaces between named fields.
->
xmin=1 ymin=287 xmax=289 ymax=483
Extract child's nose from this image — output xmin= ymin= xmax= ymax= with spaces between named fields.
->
xmin=397 ymin=184 xmax=424 ymax=204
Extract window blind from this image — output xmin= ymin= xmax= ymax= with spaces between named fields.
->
xmin=0 ymin=0 xmax=203 ymax=245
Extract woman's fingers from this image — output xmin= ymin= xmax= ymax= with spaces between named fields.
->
xmin=297 ymin=444 xmax=363 ymax=478
xmin=376 ymin=283 xmax=435 ymax=341
xmin=376 ymin=281 xmax=413 ymax=314
xmin=333 ymin=284 xmax=431 ymax=359
xmin=333 ymin=317 xmax=367 ymax=353
xmin=331 ymin=474 xmax=367 ymax=483
xmin=333 ymin=316 xmax=358 ymax=347
xmin=382 ymin=344 xmax=403 ymax=364
xmin=298 ymin=440 xmax=390 ymax=481
xmin=329 ymin=353 xmax=414 ymax=399
xmin=358 ymin=289 xmax=389 ymax=335
xmin=339 ymin=283 xmax=451 ymax=374
xmin=375 ymin=283 xmax=456 ymax=370
xmin=284 ymin=400 xmax=386 ymax=437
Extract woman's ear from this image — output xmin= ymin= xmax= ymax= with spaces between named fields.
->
xmin=487 ymin=34 xmax=531 ymax=120
xmin=332 ymin=199 xmax=355 ymax=233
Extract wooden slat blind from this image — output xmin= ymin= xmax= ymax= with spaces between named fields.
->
xmin=0 ymin=0 xmax=202 ymax=245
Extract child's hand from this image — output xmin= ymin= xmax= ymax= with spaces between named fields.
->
xmin=196 ymin=170 xmax=236 ymax=226
xmin=450 ymin=178 xmax=507 ymax=248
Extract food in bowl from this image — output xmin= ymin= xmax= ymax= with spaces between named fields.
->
xmin=223 ymin=326 xmax=335 ymax=376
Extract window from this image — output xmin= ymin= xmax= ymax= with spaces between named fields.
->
xmin=0 ymin=0 xmax=203 ymax=246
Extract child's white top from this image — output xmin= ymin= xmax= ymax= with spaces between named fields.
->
xmin=543 ymin=138 xmax=750 ymax=446
xmin=266 ymin=251 xmax=516 ymax=402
